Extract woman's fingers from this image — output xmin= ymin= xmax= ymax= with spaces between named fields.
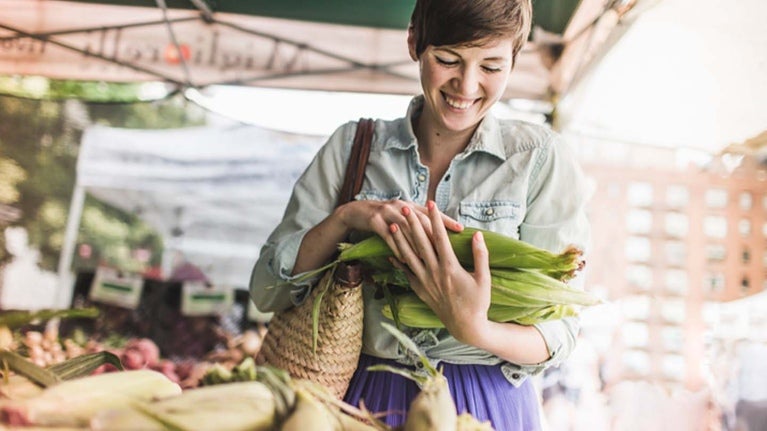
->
xmin=426 ymin=200 xmax=456 ymax=264
xmin=471 ymin=230 xmax=491 ymax=286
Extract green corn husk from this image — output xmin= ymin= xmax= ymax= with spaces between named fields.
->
xmin=265 ymin=227 xmax=591 ymax=348
xmin=378 ymin=265 xmax=599 ymax=329
xmin=337 ymin=227 xmax=584 ymax=282
xmin=381 ymin=293 xmax=579 ymax=328
xmin=488 ymin=269 xmax=601 ymax=307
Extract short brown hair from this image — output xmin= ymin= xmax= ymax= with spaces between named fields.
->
xmin=409 ymin=0 xmax=533 ymax=65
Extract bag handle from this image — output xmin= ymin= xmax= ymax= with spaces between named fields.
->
xmin=337 ymin=118 xmax=374 ymax=207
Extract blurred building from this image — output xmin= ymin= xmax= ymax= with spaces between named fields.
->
xmin=569 ymin=131 xmax=767 ymax=393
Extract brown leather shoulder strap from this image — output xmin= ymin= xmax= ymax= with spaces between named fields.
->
xmin=337 ymin=118 xmax=374 ymax=207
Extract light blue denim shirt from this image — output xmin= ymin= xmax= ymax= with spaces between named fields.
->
xmin=250 ymin=96 xmax=591 ymax=386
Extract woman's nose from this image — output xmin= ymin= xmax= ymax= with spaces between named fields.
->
xmin=454 ymin=66 xmax=480 ymax=95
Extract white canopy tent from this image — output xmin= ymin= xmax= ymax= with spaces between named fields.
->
xmin=57 ymin=124 xmax=326 ymax=304
xmin=556 ymin=0 xmax=767 ymax=154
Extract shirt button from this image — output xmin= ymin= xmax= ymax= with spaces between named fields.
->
xmin=511 ymin=373 xmax=521 ymax=380
xmin=484 ymin=208 xmax=494 ymax=216
xmin=416 ymin=362 xmax=424 ymax=369
xmin=417 ymin=174 xmax=427 ymax=182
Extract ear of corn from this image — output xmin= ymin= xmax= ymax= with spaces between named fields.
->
xmin=266 ymin=227 xmax=594 ymax=349
xmin=135 ymin=381 xmax=277 ymax=431
xmin=1 ymin=369 xmax=181 ymax=427
xmin=336 ymin=228 xmax=597 ymax=329
xmin=381 ymin=293 xmax=580 ymax=328
xmin=369 ymin=323 xmax=457 ymax=431
xmin=280 ymin=386 xmax=337 ymax=431
xmin=337 ymin=228 xmax=584 ymax=282
xmin=90 ymin=406 xmax=167 ymax=431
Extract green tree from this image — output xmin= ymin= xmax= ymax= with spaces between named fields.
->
xmin=0 ymin=77 xmax=205 ymax=274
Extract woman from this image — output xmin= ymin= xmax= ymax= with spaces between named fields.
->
xmin=250 ymin=0 xmax=590 ymax=429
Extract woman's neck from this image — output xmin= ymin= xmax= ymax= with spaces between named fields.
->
xmin=413 ymin=109 xmax=477 ymax=165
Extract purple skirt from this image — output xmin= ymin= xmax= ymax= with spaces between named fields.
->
xmin=343 ymin=354 xmax=542 ymax=431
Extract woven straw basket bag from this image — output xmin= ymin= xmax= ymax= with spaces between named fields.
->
xmin=256 ymin=119 xmax=374 ymax=399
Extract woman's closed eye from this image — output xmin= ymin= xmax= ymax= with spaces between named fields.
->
xmin=481 ymin=65 xmax=503 ymax=73
xmin=435 ymin=56 xmax=459 ymax=67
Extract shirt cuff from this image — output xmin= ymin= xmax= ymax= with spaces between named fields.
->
xmin=270 ymin=227 xmax=325 ymax=306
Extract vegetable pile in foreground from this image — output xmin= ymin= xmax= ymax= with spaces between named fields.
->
xmin=288 ymin=227 xmax=599 ymax=329
xmin=1 ymin=323 xmax=496 ymax=430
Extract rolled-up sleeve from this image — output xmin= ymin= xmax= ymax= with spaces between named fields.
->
xmin=519 ymin=133 xmax=591 ymax=370
xmin=249 ymin=122 xmax=355 ymax=312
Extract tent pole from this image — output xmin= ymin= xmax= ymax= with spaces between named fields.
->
xmin=56 ymin=184 xmax=86 ymax=308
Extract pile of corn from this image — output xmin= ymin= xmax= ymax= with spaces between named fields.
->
xmin=2 ymin=343 xmax=492 ymax=430
xmin=328 ymin=227 xmax=600 ymax=328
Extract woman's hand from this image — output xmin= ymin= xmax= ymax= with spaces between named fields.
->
xmin=335 ymin=199 xmax=463 ymax=261
xmin=388 ymin=200 xmax=492 ymax=346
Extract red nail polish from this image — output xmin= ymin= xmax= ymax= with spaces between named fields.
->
xmin=402 ymin=206 xmax=411 ymax=216
xmin=389 ymin=223 xmax=398 ymax=233
xmin=427 ymin=200 xmax=435 ymax=210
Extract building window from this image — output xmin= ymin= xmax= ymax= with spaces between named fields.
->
xmin=706 ymin=244 xmax=727 ymax=262
xmin=628 ymin=182 xmax=653 ymax=207
xmin=740 ymin=192 xmax=753 ymax=210
xmin=665 ymin=269 xmax=688 ymax=295
xmin=621 ymin=295 xmax=651 ymax=320
xmin=664 ymin=213 xmax=688 ymax=238
xmin=627 ymin=264 xmax=653 ymax=291
xmin=705 ymin=188 xmax=728 ymax=208
xmin=665 ymin=241 xmax=686 ymax=267
xmin=626 ymin=237 xmax=652 ymax=262
xmin=627 ymin=210 xmax=653 ymax=234
xmin=662 ymin=355 xmax=685 ymax=380
xmin=704 ymin=216 xmax=727 ymax=239
xmin=666 ymin=185 xmax=689 ymax=208
xmin=661 ymin=299 xmax=686 ymax=324
xmin=622 ymin=350 xmax=650 ymax=376
xmin=622 ymin=322 xmax=649 ymax=348
xmin=661 ymin=327 xmax=684 ymax=351
xmin=741 ymin=277 xmax=750 ymax=293
xmin=739 ymin=219 xmax=752 ymax=237
xmin=705 ymin=272 xmax=726 ymax=293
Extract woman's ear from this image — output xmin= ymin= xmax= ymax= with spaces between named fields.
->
xmin=407 ymin=25 xmax=418 ymax=61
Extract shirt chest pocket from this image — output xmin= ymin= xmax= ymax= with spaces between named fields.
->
xmin=459 ymin=201 xmax=523 ymax=238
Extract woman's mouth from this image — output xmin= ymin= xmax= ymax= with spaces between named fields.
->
xmin=442 ymin=93 xmax=478 ymax=110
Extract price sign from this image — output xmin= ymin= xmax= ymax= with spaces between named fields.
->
xmin=181 ymin=282 xmax=233 ymax=316
xmin=88 ymin=266 xmax=144 ymax=309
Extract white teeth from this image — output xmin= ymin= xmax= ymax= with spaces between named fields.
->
xmin=445 ymin=96 xmax=473 ymax=110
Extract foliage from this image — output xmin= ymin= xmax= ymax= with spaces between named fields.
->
xmin=0 ymin=76 xmax=173 ymax=103
xmin=0 ymin=77 xmax=205 ymax=274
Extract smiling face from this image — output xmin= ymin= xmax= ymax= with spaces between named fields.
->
xmin=412 ymin=37 xmax=513 ymax=135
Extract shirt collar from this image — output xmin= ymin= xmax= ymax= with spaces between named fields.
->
xmin=385 ymin=95 xmax=507 ymax=160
